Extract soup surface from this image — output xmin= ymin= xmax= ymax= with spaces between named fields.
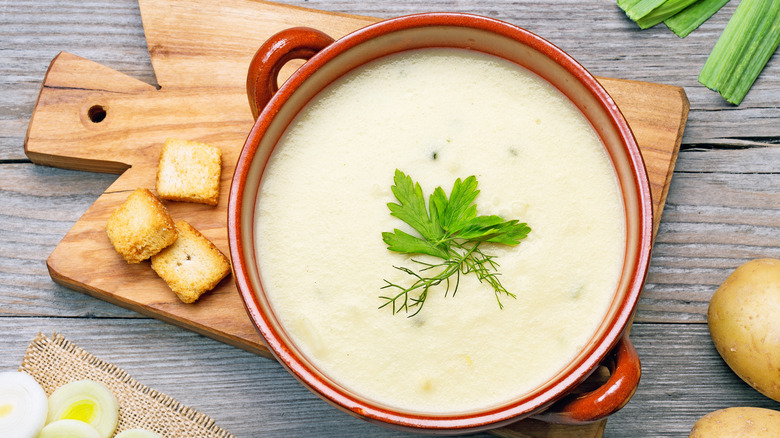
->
xmin=254 ymin=48 xmax=626 ymax=414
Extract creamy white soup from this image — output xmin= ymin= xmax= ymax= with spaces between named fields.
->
xmin=254 ymin=48 xmax=626 ymax=414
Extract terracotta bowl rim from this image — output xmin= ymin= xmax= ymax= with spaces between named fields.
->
xmin=228 ymin=11 xmax=653 ymax=432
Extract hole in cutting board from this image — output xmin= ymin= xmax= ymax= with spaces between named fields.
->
xmin=87 ymin=105 xmax=107 ymax=123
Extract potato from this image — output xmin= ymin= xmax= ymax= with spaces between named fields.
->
xmin=708 ymin=258 xmax=780 ymax=402
xmin=689 ymin=407 xmax=780 ymax=437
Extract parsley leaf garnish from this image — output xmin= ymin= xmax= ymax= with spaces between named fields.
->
xmin=380 ymin=169 xmax=531 ymax=317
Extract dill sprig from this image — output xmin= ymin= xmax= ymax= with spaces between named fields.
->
xmin=379 ymin=169 xmax=531 ymax=317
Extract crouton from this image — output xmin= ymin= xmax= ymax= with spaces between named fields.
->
xmin=150 ymin=220 xmax=231 ymax=303
xmin=106 ymin=188 xmax=178 ymax=263
xmin=156 ymin=137 xmax=222 ymax=206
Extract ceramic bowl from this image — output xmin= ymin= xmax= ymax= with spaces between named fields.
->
xmin=228 ymin=12 xmax=652 ymax=434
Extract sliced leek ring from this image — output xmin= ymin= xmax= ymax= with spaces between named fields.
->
xmin=0 ymin=371 xmax=48 ymax=438
xmin=115 ymin=429 xmax=163 ymax=438
xmin=38 ymin=419 xmax=101 ymax=438
xmin=46 ymin=380 xmax=119 ymax=438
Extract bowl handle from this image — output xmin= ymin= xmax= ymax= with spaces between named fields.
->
xmin=246 ymin=27 xmax=335 ymax=120
xmin=532 ymin=333 xmax=641 ymax=424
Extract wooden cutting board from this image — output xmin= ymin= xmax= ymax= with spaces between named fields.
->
xmin=24 ymin=0 xmax=688 ymax=436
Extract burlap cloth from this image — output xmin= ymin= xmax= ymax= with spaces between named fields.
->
xmin=19 ymin=333 xmax=235 ymax=438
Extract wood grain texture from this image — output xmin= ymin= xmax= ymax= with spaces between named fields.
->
xmin=2 ymin=319 xmax=777 ymax=438
xmin=3 ymin=0 xmax=780 ymax=437
xmin=20 ymin=2 xmax=688 ymax=436
xmin=26 ymin=0 xmax=686 ymax=360
xmin=2 ymin=0 xmax=776 ymax=159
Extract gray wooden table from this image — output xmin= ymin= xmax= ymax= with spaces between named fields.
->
xmin=2 ymin=1 xmax=779 ymax=436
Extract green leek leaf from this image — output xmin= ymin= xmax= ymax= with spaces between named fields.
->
xmin=620 ymin=0 xmax=669 ymax=21
xmin=635 ymin=0 xmax=701 ymax=29
xmin=698 ymin=0 xmax=780 ymax=104
xmin=665 ymin=0 xmax=732 ymax=37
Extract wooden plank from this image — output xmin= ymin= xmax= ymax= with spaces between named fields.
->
xmin=603 ymin=78 xmax=687 ymax=233
xmin=20 ymin=1 xmax=688 ymax=436
xmin=25 ymin=0 xmax=686 ymax=358
xmin=3 ymin=0 xmax=775 ymax=160
xmin=637 ymin=171 xmax=780 ymax=323
xmin=11 ymin=159 xmax=780 ymax=326
xmin=2 ymin=318 xmax=776 ymax=437
xmin=4 ymin=1 xmax=780 ymax=438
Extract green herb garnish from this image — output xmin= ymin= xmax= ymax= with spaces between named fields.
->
xmin=380 ymin=169 xmax=531 ymax=317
